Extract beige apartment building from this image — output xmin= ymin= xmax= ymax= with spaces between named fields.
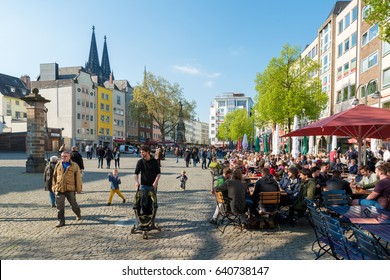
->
xmin=301 ymin=0 xmax=390 ymax=151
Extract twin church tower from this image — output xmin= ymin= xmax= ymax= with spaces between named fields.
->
xmin=85 ymin=26 xmax=114 ymax=85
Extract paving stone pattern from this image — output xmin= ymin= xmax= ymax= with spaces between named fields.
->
xmin=0 ymin=152 xmax=325 ymax=260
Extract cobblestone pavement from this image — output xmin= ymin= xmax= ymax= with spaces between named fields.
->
xmin=0 ymin=152 xmax=324 ymax=260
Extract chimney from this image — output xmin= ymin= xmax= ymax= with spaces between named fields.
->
xmin=20 ymin=75 xmax=31 ymax=89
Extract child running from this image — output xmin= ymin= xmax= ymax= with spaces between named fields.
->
xmin=107 ymin=169 xmax=126 ymax=206
xmin=176 ymin=170 xmax=188 ymax=190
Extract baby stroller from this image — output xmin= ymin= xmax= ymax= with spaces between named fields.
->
xmin=131 ymin=187 xmax=161 ymax=239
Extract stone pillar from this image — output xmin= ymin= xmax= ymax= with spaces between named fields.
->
xmin=21 ymin=88 xmax=51 ymax=173
xmin=176 ymin=101 xmax=186 ymax=148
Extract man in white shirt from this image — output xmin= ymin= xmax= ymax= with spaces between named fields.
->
xmin=355 ymin=165 xmax=378 ymax=190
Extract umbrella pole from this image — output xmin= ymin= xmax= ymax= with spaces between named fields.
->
xmin=357 ymin=135 xmax=362 ymax=167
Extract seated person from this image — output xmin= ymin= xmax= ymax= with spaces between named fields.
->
xmin=348 ymin=159 xmax=358 ymax=174
xmin=288 ymin=168 xmax=316 ymax=221
xmin=279 ymin=166 xmax=301 ymax=205
xmin=332 ymin=158 xmax=345 ymax=172
xmin=253 ymin=168 xmax=280 ymax=228
xmin=264 ymin=162 xmax=277 ymax=178
xmin=352 ymin=165 xmax=390 ymax=210
xmin=253 ymin=168 xmax=280 ymax=211
xmin=213 ymin=168 xmax=247 ymax=225
xmin=354 ymin=165 xmax=378 ymax=190
xmin=311 ymin=166 xmax=322 ymax=197
xmin=367 ymin=157 xmax=378 ymax=173
xmin=209 ymin=167 xmax=232 ymax=224
xmin=325 ymin=170 xmax=353 ymax=196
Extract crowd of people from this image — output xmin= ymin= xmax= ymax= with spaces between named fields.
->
xmin=203 ymin=145 xmax=390 ymax=230
xmin=43 ymin=142 xmax=390 ymax=230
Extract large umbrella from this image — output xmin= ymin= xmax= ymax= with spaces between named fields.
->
xmin=291 ymin=115 xmax=300 ymax=159
xmin=255 ymin=136 xmax=260 ymax=153
xmin=242 ymin=134 xmax=248 ymax=151
xmin=283 ymin=105 xmax=390 ymax=167
xmin=308 ymin=136 xmax=314 ymax=155
xmin=263 ymin=134 xmax=269 ymax=154
xmin=302 ymin=136 xmax=308 ymax=155
xmin=272 ymin=124 xmax=280 ymax=155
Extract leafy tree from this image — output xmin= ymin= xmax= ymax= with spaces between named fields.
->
xmin=364 ymin=0 xmax=390 ymax=43
xmin=217 ymin=109 xmax=254 ymax=143
xmin=131 ymin=71 xmax=196 ymax=144
xmin=253 ymin=44 xmax=328 ymax=132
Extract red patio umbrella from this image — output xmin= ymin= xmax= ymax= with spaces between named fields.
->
xmin=282 ymin=105 xmax=390 ymax=167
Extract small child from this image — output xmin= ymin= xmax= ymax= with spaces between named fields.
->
xmin=176 ymin=170 xmax=188 ymax=190
xmin=107 ymin=169 xmax=126 ymax=206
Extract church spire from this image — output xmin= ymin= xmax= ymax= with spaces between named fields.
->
xmin=101 ymin=35 xmax=112 ymax=83
xmin=85 ymin=26 xmax=101 ymax=77
xmin=143 ymin=65 xmax=148 ymax=87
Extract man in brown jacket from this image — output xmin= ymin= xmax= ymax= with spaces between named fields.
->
xmin=52 ymin=151 xmax=82 ymax=227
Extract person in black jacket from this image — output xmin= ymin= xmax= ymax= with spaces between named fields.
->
xmin=253 ymin=168 xmax=279 ymax=211
xmin=104 ymin=147 xmax=114 ymax=169
xmin=97 ymin=145 xmax=105 ymax=168
xmin=70 ymin=146 xmax=84 ymax=172
xmin=325 ymin=170 xmax=353 ymax=196
xmin=279 ymin=166 xmax=301 ymax=206
xmin=253 ymin=168 xmax=280 ymax=229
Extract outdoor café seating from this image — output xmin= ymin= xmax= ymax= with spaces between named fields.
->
xmin=214 ymin=191 xmax=243 ymax=234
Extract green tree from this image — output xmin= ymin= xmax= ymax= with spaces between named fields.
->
xmin=253 ymin=44 xmax=328 ymax=132
xmin=364 ymin=0 xmax=390 ymax=43
xmin=217 ymin=109 xmax=254 ymax=143
xmin=131 ymin=71 xmax=196 ymax=144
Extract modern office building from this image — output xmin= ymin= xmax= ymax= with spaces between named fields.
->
xmin=209 ymin=92 xmax=253 ymax=146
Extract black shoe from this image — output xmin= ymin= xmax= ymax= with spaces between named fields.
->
xmin=51 ymin=204 xmax=56 ymax=208
xmin=76 ymin=215 xmax=81 ymax=221
xmin=107 ymin=202 xmax=111 ymax=206
xmin=209 ymin=218 xmax=217 ymax=225
xmin=56 ymin=221 xmax=65 ymax=228
xmin=122 ymin=199 xmax=126 ymax=204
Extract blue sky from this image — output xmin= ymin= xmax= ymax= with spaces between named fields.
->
xmin=1 ymin=0 xmax=338 ymax=122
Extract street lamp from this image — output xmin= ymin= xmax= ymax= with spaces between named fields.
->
xmin=351 ymin=79 xmax=381 ymax=106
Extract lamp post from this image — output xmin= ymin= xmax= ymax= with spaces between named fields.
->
xmin=351 ymin=79 xmax=381 ymax=106
xmin=351 ymin=79 xmax=382 ymax=166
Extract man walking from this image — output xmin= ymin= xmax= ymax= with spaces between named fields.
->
xmin=134 ymin=145 xmax=161 ymax=215
xmin=70 ymin=146 xmax=85 ymax=172
xmin=52 ymin=151 xmax=82 ymax=227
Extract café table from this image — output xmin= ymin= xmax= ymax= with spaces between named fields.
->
xmin=358 ymin=224 xmax=390 ymax=244
xmin=351 ymin=187 xmax=372 ymax=197
xmin=326 ymin=205 xmax=390 ymax=224
xmin=326 ymin=205 xmax=390 ymax=255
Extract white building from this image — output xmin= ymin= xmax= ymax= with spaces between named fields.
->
xmin=32 ymin=63 xmax=97 ymax=150
xmin=184 ymin=119 xmax=210 ymax=146
xmin=209 ymin=92 xmax=253 ymax=146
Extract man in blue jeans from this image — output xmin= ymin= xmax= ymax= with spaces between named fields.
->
xmin=134 ymin=145 xmax=161 ymax=215
xmin=352 ymin=164 xmax=390 ymax=210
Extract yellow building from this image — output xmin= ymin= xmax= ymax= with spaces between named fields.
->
xmin=97 ymin=86 xmax=113 ymax=147
xmin=0 ymin=73 xmax=30 ymax=133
